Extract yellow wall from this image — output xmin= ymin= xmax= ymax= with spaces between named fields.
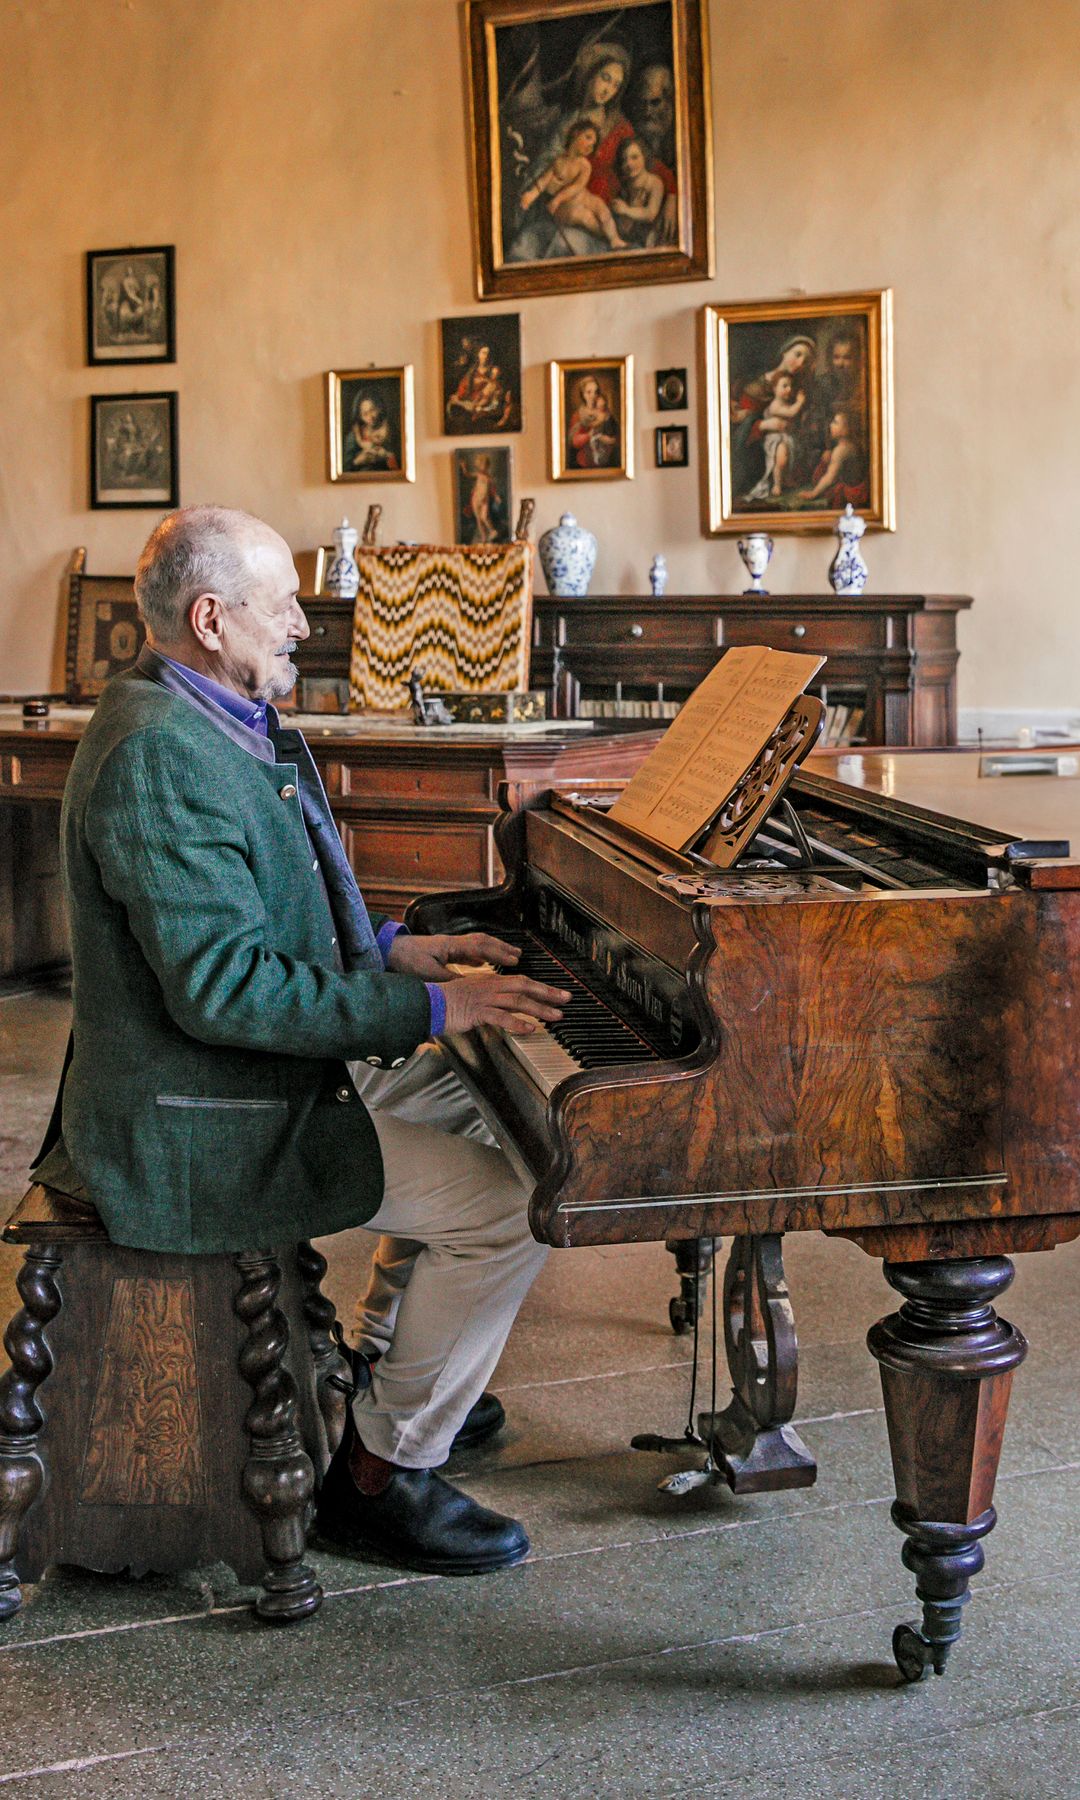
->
xmin=2 ymin=0 xmax=1079 ymax=708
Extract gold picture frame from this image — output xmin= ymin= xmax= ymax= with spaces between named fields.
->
xmin=465 ymin=0 xmax=714 ymax=301
xmin=702 ymin=290 xmax=895 ymax=535
xmin=549 ymin=355 xmax=634 ymax=480
xmin=327 ymin=367 xmax=416 ymax=483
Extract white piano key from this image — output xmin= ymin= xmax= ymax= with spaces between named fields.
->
xmin=503 ymin=1026 xmax=583 ymax=1097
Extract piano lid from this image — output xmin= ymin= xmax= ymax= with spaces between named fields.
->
xmin=802 ymin=750 xmax=1078 ymax=886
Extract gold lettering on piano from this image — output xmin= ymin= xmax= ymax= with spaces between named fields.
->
xmin=610 ymin=646 xmax=824 ymax=852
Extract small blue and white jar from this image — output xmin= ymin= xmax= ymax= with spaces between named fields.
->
xmin=538 ymin=512 xmax=598 ymax=598
xmin=325 ymin=517 xmax=360 ymax=601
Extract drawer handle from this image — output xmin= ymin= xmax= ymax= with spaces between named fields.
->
xmin=792 ymin=624 xmax=806 ymax=639
xmin=314 ymin=624 xmax=327 ymax=637
xmin=629 ymin=624 xmax=644 ymax=639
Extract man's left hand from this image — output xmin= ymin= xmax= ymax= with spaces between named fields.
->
xmin=386 ymin=932 xmax=521 ymax=982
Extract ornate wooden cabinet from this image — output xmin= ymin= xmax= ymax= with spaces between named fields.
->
xmin=529 ymin=594 xmax=972 ymax=747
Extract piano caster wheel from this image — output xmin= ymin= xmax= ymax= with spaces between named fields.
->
xmin=892 ymin=1623 xmax=942 ymax=1683
xmin=669 ymin=1295 xmax=694 ymax=1336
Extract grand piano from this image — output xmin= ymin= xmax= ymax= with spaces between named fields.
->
xmin=408 ymin=731 xmax=1080 ymax=1683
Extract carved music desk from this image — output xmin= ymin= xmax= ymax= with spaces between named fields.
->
xmin=408 ymin=744 xmax=1080 ymax=1682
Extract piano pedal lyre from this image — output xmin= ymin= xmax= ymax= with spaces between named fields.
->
xmin=637 ymin=1235 xmax=817 ymax=1497
xmin=699 ymin=1235 xmax=817 ymax=1494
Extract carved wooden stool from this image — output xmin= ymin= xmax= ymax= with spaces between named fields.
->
xmin=0 ymin=1185 xmax=352 ymax=1624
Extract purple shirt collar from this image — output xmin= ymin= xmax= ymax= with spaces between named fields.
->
xmin=157 ymin=656 xmax=269 ymax=736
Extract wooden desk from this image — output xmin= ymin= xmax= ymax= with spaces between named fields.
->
xmin=0 ymin=707 xmax=659 ymax=981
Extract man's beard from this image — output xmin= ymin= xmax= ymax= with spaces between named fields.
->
xmin=261 ymin=642 xmax=299 ymax=701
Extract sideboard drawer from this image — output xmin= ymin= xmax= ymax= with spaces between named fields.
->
xmin=341 ymin=820 xmax=493 ymax=890
xmin=720 ymin=613 xmax=886 ymax=654
xmin=557 ymin=610 xmax=717 ymax=649
xmin=337 ymin=762 xmax=493 ymax=805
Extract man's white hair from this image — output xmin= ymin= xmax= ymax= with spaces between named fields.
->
xmin=134 ymin=505 xmax=267 ymax=640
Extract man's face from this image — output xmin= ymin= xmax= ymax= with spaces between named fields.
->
xmin=637 ymin=67 xmax=673 ymax=147
xmin=216 ymin=532 xmax=309 ymax=701
xmin=831 ymin=340 xmax=856 ymax=384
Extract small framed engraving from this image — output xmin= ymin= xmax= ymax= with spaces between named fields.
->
xmin=86 ymin=246 xmax=175 ymax=365
xmin=90 ymin=392 xmax=178 ymax=509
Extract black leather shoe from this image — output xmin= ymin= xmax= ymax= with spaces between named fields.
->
xmin=338 ymin=1344 xmax=506 ymax=1454
xmin=314 ymin=1428 xmax=529 ymax=1576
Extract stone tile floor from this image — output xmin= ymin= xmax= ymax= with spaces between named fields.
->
xmin=1 ymin=986 xmax=1078 ymax=1798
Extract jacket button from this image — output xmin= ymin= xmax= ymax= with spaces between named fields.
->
xmin=391 ymin=1057 xmax=406 ymax=1069
xmin=365 ymin=1055 xmax=383 ymax=1068
xmin=335 ymin=1085 xmax=351 ymax=1102
xmin=280 ymin=784 xmax=297 ymax=799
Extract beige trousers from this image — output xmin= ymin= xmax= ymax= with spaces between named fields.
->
xmin=347 ymin=1045 xmax=548 ymax=1468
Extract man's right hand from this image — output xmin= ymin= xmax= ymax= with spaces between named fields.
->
xmin=441 ymin=973 xmax=569 ymax=1036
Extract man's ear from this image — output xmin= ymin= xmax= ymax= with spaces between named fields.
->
xmin=188 ymin=592 xmax=226 ymax=651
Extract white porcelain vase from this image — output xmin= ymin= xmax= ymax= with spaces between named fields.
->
xmin=325 ymin=517 xmax=360 ymax=600
xmin=828 ymin=504 xmax=869 ymax=595
xmin=538 ymin=513 xmax=597 ymax=598
xmin=737 ymin=531 xmax=773 ymax=596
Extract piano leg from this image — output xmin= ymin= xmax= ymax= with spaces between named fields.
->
xmin=700 ymin=1233 xmax=817 ymax=1494
xmin=665 ymin=1235 xmax=716 ymax=1335
xmin=868 ymin=1257 xmax=1027 ymax=1681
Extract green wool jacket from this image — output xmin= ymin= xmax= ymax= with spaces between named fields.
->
xmin=34 ymin=663 xmax=433 ymax=1253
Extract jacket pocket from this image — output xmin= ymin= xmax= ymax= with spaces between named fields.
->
xmin=156 ymin=1096 xmax=288 ymax=1113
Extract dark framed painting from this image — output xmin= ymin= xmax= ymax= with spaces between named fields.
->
xmin=64 ymin=567 xmax=146 ymax=701
xmin=550 ymin=355 xmax=634 ymax=479
xmin=327 ymin=368 xmax=416 ymax=482
xmin=465 ymin=0 xmax=713 ymax=300
xmin=90 ymin=392 xmax=178 ymax=509
xmin=452 ymin=446 xmax=514 ymax=544
xmin=86 ymin=246 xmax=175 ymax=364
xmin=442 ymin=314 xmax=522 ymax=434
xmin=655 ymin=366 xmax=686 ymax=410
xmin=702 ymin=290 xmax=896 ymax=535
xmin=655 ymin=423 xmax=688 ymax=467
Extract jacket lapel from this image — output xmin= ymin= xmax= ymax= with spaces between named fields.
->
xmin=135 ymin=646 xmax=381 ymax=972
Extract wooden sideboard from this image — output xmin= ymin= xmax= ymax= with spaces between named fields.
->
xmin=530 ymin=594 xmax=972 ymax=746
xmin=0 ymin=708 xmax=658 ymax=981
xmin=296 ymin=590 xmax=972 ymax=748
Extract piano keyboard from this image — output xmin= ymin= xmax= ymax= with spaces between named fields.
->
xmin=495 ymin=928 xmax=664 ymax=1098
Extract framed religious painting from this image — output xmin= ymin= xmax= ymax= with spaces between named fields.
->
xmin=702 ymin=290 xmax=896 ymax=535
xmin=86 ymin=245 xmax=175 ymax=364
xmin=452 ymin=446 xmax=514 ymax=543
xmin=549 ymin=355 xmax=634 ymax=480
xmin=89 ymin=391 xmax=178 ymax=509
xmin=465 ymin=0 xmax=713 ymax=300
xmin=327 ymin=368 xmax=416 ymax=482
xmin=441 ymin=314 xmax=523 ymax=434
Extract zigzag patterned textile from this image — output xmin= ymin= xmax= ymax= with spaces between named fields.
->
xmin=349 ymin=543 xmax=533 ymax=711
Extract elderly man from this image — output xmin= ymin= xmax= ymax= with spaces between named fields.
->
xmin=34 ymin=505 xmax=568 ymax=1576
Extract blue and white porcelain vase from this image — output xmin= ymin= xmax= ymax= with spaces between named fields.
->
xmin=325 ymin=517 xmax=360 ymax=601
xmin=828 ymin=504 xmax=868 ymax=596
xmin=538 ymin=512 xmax=597 ymax=598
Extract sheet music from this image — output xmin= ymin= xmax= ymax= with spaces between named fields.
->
xmin=609 ymin=646 xmax=825 ymax=851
